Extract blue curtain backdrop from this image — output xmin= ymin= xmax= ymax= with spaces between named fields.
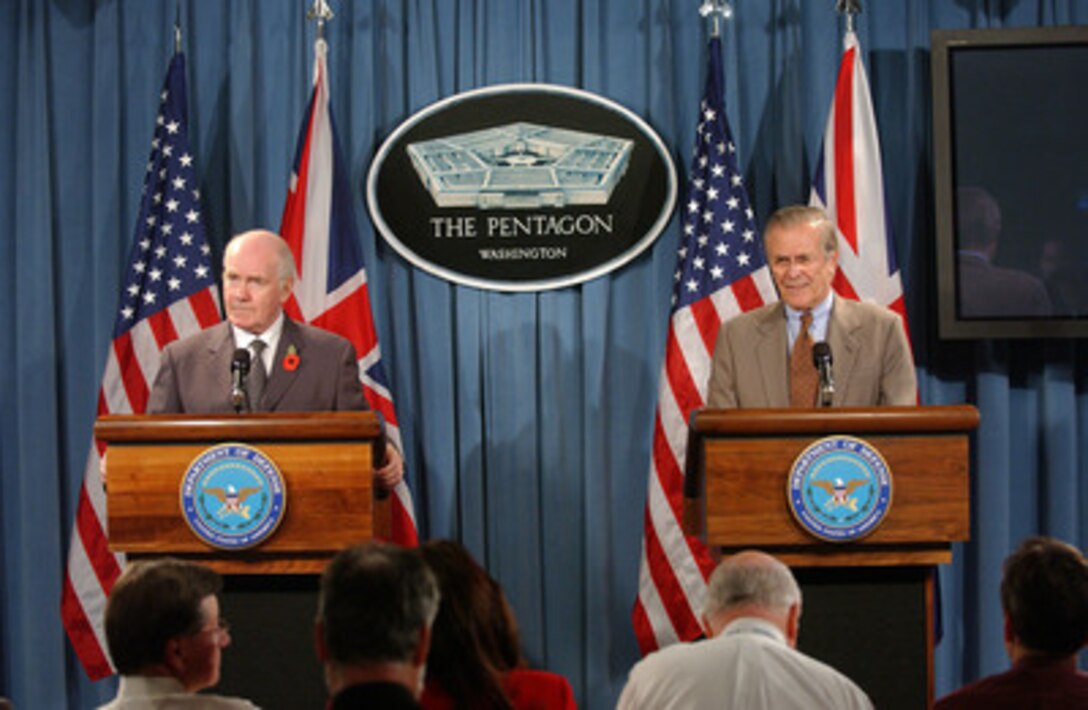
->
xmin=1 ymin=1 xmax=1087 ymax=708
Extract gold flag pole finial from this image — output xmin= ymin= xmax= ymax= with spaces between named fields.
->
xmin=307 ymin=0 xmax=334 ymax=39
xmin=698 ymin=0 xmax=733 ymax=39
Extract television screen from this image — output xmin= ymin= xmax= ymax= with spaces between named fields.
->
xmin=931 ymin=26 xmax=1088 ymax=339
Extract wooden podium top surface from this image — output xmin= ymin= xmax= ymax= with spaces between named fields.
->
xmin=693 ymin=404 xmax=979 ymax=436
xmin=96 ymin=411 xmax=381 ymax=443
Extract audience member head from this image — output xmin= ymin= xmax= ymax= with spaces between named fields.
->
xmin=222 ymin=229 xmax=297 ymax=335
xmin=104 ymin=558 xmax=229 ymax=692
xmin=418 ymin=539 xmax=523 ymax=709
xmin=763 ymin=205 xmax=839 ymax=311
xmin=1000 ymin=536 xmax=1088 ymax=661
xmin=316 ymin=541 xmax=440 ymax=698
xmin=702 ymin=550 xmax=803 ymax=646
xmin=956 ymin=186 xmax=1002 ymax=257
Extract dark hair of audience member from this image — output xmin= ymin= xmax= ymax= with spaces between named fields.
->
xmin=318 ymin=542 xmax=440 ymax=666
xmin=105 ymin=558 xmax=222 ymax=674
xmin=420 ymin=539 xmax=523 ymax=709
xmin=1001 ymin=536 xmax=1088 ymax=656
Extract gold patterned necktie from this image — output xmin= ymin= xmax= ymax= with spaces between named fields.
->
xmin=790 ymin=311 xmax=817 ymax=408
xmin=249 ymin=339 xmax=267 ymax=411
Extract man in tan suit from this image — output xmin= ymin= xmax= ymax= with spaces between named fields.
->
xmin=706 ymin=205 xmax=916 ymax=408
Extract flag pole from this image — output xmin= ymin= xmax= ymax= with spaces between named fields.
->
xmin=698 ymin=0 xmax=733 ymax=39
xmin=173 ymin=0 xmax=182 ymax=54
xmin=836 ymin=0 xmax=862 ymax=34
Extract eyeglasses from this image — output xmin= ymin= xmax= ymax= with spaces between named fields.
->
xmin=192 ymin=617 xmax=230 ymax=640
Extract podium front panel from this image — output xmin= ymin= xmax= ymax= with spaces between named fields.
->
xmin=702 ymin=432 xmax=969 ymax=565
xmin=107 ymin=441 xmax=373 ymax=567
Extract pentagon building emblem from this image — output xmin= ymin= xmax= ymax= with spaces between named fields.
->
xmin=180 ymin=443 xmax=287 ymax=550
xmin=368 ymin=84 xmax=677 ymax=292
xmin=787 ymin=436 xmax=893 ymax=542
xmin=406 ymin=123 xmax=633 ymax=209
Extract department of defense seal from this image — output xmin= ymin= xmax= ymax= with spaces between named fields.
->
xmin=787 ymin=436 xmax=893 ymax=542
xmin=180 ymin=443 xmax=287 ymax=550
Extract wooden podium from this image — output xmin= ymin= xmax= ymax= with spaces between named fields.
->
xmin=96 ymin=411 xmax=388 ymax=708
xmin=685 ymin=405 xmax=979 ymax=710
xmin=97 ymin=411 xmax=388 ymax=572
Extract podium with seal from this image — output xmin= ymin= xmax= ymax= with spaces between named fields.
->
xmin=97 ymin=411 xmax=387 ymax=708
xmin=685 ymin=405 xmax=978 ymax=710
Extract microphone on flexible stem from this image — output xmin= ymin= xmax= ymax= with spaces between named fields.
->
xmin=812 ymin=342 xmax=834 ymax=408
xmin=230 ymin=348 xmax=251 ymax=414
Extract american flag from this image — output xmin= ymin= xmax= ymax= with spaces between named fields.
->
xmin=632 ymin=36 xmax=777 ymax=654
xmin=60 ymin=52 xmax=221 ymax=679
xmin=279 ymin=38 xmax=418 ymax=546
xmin=810 ymin=30 xmax=909 ymax=328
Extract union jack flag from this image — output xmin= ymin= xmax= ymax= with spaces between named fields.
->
xmin=632 ymin=36 xmax=777 ymax=653
xmin=810 ymin=27 xmax=933 ymax=637
xmin=280 ymin=38 xmax=418 ymax=545
xmin=810 ymin=30 xmax=910 ymax=330
xmin=61 ymin=52 xmax=222 ymax=679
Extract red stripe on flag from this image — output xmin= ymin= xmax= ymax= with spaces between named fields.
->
xmin=730 ymin=274 xmax=765 ymax=312
xmin=95 ymin=392 xmax=110 ymax=456
xmin=386 ymin=499 xmax=420 ymax=547
xmin=76 ymin=489 xmax=122 ymax=590
xmin=642 ymin=504 xmax=702 ymax=647
xmin=689 ymin=299 xmax=723 ymax=356
xmin=281 ymin=96 xmax=319 ymax=273
xmin=190 ymin=287 xmax=222 ymax=329
xmin=632 ymin=597 xmax=659 ymax=656
xmin=112 ymin=332 xmax=149 ymax=414
xmin=310 ymin=286 xmax=378 ymax=358
xmin=832 ymin=270 xmax=860 ymax=301
xmin=651 ymin=416 xmax=687 ymax=520
xmin=146 ymin=308 xmax=178 ymax=350
xmin=60 ymin=575 xmax=114 ymax=680
xmin=833 ymin=46 xmax=858 ymax=254
xmin=663 ymin=330 xmax=703 ymax=419
xmin=364 ymin=389 xmax=398 ymax=429
xmin=651 ymin=415 xmax=717 ymax=577
xmin=283 ymin=293 xmax=303 ymax=322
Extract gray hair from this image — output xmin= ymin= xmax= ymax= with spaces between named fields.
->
xmin=318 ymin=542 xmax=441 ymax=666
xmin=763 ymin=205 xmax=838 ymax=257
xmin=703 ymin=552 xmax=802 ymax=620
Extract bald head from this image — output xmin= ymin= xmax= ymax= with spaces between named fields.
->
xmin=224 ymin=230 xmax=297 ymax=284
xmin=222 ymin=230 xmax=297 ymax=334
xmin=702 ymin=550 xmax=802 ymax=643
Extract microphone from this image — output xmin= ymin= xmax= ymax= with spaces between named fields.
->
xmin=812 ymin=342 xmax=834 ymax=408
xmin=230 ymin=348 xmax=251 ymax=413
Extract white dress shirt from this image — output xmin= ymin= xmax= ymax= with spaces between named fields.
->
xmin=617 ymin=617 xmax=872 ymax=710
xmin=99 ymin=676 xmax=260 ymax=710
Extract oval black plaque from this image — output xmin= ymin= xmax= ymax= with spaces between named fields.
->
xmin=367 ymin=84 xmax=677 ymax=292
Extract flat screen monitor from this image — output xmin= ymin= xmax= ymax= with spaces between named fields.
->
xmin=931 ymin=26 xmax=1088 ymax=339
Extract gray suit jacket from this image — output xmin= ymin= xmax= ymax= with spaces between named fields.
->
xmin=148 ymin=319 xmax=367 ymax=414
xmin=706 ymin=296 xmax=917 ymax=408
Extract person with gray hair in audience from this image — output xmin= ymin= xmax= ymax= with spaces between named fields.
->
xmin=100 ymin=558 xmax=258 ymax=709
xmin=314 ymin=541 xmax=441 ymax=709
xmin=617 ymin=550 xmax=871 ymax=709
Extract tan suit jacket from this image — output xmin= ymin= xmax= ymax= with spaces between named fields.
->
xmin=706 ymin=296 xmax=917 ymax=408
xmin=148 ymin=318 xmax=367 ymax=414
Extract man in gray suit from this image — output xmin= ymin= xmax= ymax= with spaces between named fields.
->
xmin=147 ymin=229 xmax=403 ymax=487
xmin=706 ymin=205 xmax=916 ymax=408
